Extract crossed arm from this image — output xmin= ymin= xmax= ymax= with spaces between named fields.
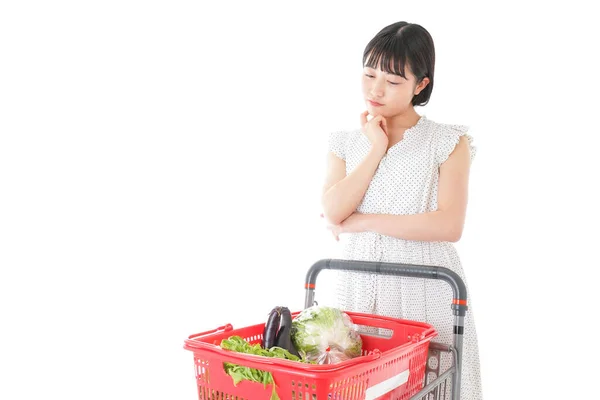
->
xmin=321 ymin=136 xmax=471 ymax=243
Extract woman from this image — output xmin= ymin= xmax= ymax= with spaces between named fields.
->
xmin=321 ymin=21 xmax=483 ymax=399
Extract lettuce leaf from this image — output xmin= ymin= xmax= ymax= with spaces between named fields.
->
xmin=220 ymin=336 xmax=308 ymax=400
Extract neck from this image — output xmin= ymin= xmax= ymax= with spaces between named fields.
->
xmin=386 ymin=109 xmax=422 ymax=138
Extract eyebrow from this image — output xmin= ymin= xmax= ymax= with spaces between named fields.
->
xmin=365 ymin=67 xmax=405 ymax=78
xmin=365 ymin=68 xmax=407 ymax=80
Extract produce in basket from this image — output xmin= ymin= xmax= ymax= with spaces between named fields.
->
xmin=262 ymin=306 xmax=281 ymax=349
xmin=274 ymin=307 xmax=300 ymax=357
xmin=316 ymin=347 xmax=351 ymax=364
xmin=220 ymin=336 xmax=307 ymax=400
xmin=291 ymin=305 xmax=363 ymax=364
xmin=262 ymin=306 xmax=300 ymax=357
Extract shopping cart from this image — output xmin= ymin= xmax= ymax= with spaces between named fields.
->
xmin=184 ymin=259 xmax=469 ymax=400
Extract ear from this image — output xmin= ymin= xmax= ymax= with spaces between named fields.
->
xmin=414 ymin=77 xmax=430 ymax=96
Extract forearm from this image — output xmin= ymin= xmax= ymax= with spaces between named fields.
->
xmin=322 ymin=148 xmax=385 ymax=225
xmin=358 ymin=211 xmax=463 ymax=242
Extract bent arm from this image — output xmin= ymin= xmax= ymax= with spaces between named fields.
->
xmin=347 ymin=135 xmax=471 ymax=242
xmin=355 ymin=211 xmax=462 ymax=242
xmin=321 ymin=148 xmax=385 ymax=225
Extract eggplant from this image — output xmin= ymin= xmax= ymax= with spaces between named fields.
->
xmin=274 ymin=307 xmax=300 ymax=357
xmin=262 ymin=306 xmax=282 ymax=349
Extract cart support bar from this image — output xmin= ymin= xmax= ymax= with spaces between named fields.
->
xmin=304 ymin=259 xmax=468 ymax=316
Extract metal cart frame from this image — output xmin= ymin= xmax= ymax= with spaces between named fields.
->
xmin=304 ymin=259 xmax=469 ymax=400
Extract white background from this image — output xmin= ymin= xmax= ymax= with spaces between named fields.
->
xmin=1 ymin=1 xmax=599 ymax=399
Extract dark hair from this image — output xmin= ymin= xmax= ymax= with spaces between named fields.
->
xmin=363 ymin=21 xmax=435 ymax=106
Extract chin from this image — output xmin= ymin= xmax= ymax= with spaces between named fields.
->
xmin=367 ymin=108 xmax=386 ymax=117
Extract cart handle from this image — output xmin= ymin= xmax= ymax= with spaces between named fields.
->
xmin=304 ymin=259 xmax=468 ymax=317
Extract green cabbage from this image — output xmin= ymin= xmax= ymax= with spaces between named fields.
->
xmin=291 ymin=306 xmax=362 ymax=362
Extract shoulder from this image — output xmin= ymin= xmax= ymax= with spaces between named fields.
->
xmin=328 ymin=128 xmax=362 ymax=141
xmin=328 ymin=128 xmax=362 ymax=160
xmin=428 ymin=119 xmax=476 ymax=165
xmin=427 ymin=118 xmax=471 ymax=138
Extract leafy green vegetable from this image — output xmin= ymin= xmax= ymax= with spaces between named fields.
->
xmin=291 ymin=306 xmax=363 ymax=362
xmin=220 ymin=336 xmax=309 ymax=400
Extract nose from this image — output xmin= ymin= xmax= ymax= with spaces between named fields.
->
xmin=370 ymin=79 xmax=385 ymax=98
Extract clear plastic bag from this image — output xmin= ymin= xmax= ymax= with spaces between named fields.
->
xmin=316 ymin=346 xmax=352 ymax=364
xmin=291 ymin=306 xmax=362 ymax=364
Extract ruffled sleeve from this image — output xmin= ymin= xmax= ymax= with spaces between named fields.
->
xmin=328 ymin=130 xmax=348 ymax=160
xmin=436 ymin=124 xmax=477 ymax=166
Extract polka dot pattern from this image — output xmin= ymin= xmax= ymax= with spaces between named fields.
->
xmin=328 ymin=115 xmax=482 ymax=399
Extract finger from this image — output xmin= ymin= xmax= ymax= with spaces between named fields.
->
xmin=360 ymin=110 xmax=369 ymax=127
xmin=380 ymin=117 xmax=388 ymax=135
xmin=320 ymin=213 xmax=324 ymax=218
xmin=329 ymin=229 xmax=338 ymax=241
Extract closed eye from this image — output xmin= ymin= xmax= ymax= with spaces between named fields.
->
xmin=365 ymin=74 xmax=400 ymax=85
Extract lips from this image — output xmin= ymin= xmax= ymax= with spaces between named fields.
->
xmin=368 ymin=100 xmax=383 ymax=106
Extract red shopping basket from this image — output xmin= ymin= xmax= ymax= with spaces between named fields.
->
xmin=184 ymin=311 xmax=437 ymax=400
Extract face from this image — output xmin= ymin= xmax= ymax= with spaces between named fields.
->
xmin=361 ymin=60 xmax=429 ymax=117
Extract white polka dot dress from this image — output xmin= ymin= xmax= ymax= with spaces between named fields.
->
xmin=328 ymin=115 xmax=483 ymax=400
